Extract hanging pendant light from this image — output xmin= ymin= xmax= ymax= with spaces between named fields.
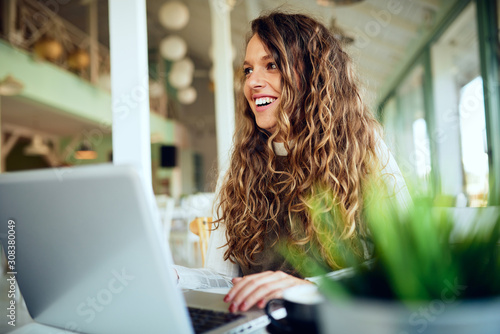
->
xmin=158 ymin=1 xmax=190 ymax=31
xmin=159 ymin=35 xmax=187 ymax=61
xmin=75 ymin=140 xmax=97 ymax=160
xmin=177 ymin=86 xmax=197 ymax=105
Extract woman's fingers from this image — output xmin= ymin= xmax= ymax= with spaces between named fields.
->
xmin=237 ymin=274 xmax=309 ymax=311
xmin=225 ymin=271 xmax=274 ymax=304
xmin=231 ymin=271 xmax=285 ymax=311
xmin=225 ymin=271 xmax=311 ymax=312
xmin=231 ymin=277 xmax=243 ymax=283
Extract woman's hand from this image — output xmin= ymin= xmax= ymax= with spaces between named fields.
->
xmin=223 ymin=271 xmax=312 ymax=312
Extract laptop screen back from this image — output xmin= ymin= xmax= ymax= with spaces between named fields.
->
xmin=0 ymin=164 xmax=193 ymax=333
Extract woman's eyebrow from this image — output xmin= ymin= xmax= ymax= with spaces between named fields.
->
xmin=243 ymin=54 xmax=273 ymax=67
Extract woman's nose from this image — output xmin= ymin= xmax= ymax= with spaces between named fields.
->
xmin=246 ymin=70 xmax=265 ymax=89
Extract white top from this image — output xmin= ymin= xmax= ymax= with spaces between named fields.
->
xmin=175 ymin=138 xmax=412 ymax=288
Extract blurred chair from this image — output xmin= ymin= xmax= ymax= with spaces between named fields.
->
xmin=189 ymin=217 xmax=213 ymax=266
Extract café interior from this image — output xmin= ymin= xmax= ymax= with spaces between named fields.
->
xmin=0 ymin=0 xmax=499 ymax=333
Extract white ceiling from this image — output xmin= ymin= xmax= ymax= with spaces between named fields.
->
xmin=146 ymin=0 xmax=444 ymax=101
xmin=1 ymin=96 xmax=109 ymax=137
xmin=51 ymin=0 xmax=445 ymax=95
xmin=1 ymin=0 xmax=447 ymax=140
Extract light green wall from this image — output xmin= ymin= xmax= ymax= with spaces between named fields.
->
xmin=150 ymin=112 xmax=174 ymax=144
xmin=0 ymin=40 xmax=111 ymax=124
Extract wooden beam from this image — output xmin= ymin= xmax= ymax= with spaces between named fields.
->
xmin=1 ymin=123 xmax=58 ymax=141
xmin=1 ymin=133 xmax=19 ymax=159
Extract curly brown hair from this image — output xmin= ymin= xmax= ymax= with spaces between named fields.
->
xmin=215 ymin=12 xmax=382 ymax=271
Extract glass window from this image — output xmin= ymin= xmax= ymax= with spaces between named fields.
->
xmin=431 ymin=3 xmax=488 ymax=207
xmin=412 ymin=118 xmax=431 ymax=180
xmin=398 ymin=65 xmax=431 ymax=183
xmin=458 ymin=77 xmax=489 ymax=206
xmin=381 ymin=65 xmax=431 ymax=187
xmin=381 ymin=97 xmax=398 ymax=156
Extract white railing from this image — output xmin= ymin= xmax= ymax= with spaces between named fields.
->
xmin=2 ymin=0 xmax=110 ymax=84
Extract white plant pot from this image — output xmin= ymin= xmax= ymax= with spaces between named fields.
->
xmin=318 ymin=297 xmax=500 ymax=334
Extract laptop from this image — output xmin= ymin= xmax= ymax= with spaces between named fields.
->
xmin=0 ymin=164 xmax=270 ymax=334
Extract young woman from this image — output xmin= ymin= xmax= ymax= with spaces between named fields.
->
xmin=174 ymin=11 xmax=411 ymax=313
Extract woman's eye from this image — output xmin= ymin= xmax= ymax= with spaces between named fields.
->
xmin=267 ymin=63 xmax=277 ymax=70
xmin=244 ymin=67 xmax=252 ymax=76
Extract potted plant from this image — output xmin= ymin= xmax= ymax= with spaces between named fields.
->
xmin=285 ymin=183 xmax=500 ymax=334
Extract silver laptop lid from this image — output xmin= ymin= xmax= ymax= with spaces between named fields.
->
xmin=0 ymin=164 xmax=193 ymax=334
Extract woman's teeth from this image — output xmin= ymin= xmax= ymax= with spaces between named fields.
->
xmin=255 ymin=97 xmax=276 ymax=107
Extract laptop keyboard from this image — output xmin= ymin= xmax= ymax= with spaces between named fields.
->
xmin=188 ymin=307 xmax=244 ymax=333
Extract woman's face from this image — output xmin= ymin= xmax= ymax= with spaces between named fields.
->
xmin=243 ymin=34 xmax=282 ymax=133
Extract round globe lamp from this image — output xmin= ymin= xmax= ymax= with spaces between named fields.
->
xmin=169 ymin=68 xmax=192 ymax=89
xmin=33 ymin=37 xmax=63 ymax=61
xmin=68 ymin=49 xmax=90 ymax=70
xmin=159 ymin=1 xmax=190 ymax=30
xmin=177 ymin=86 xmax=197 ymax=105
xmin=171 ymin=58 xmax=194 ymax=75
xmin=160 ymin=35 xmax=187 ymax=61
